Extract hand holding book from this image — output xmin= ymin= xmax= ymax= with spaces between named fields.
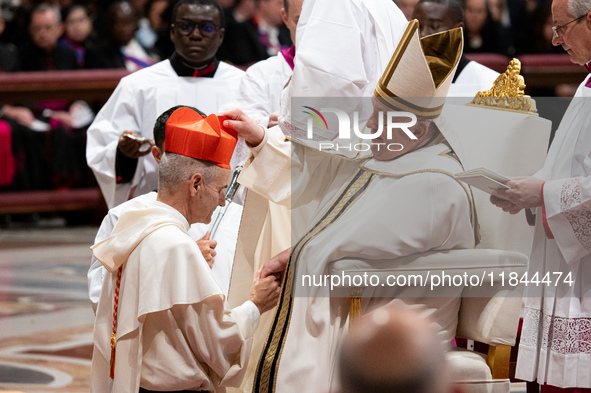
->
xmin=455 ymin=170 xmax=545 ymax=213
xmin=454 ymin=168 xmax=511 ymax=200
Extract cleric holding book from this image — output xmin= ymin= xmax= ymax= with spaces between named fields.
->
xmin=89 ymin=108 xmax=281 ymax=393
xmin=490 ymin=0 xmax=591 ymax=389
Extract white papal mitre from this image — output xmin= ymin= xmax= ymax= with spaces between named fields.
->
xmin=374 ymin=19 xmax=463 ymax=119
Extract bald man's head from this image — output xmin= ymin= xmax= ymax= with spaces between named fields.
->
xmin=338 ymin=304 xmax=458 ymax=393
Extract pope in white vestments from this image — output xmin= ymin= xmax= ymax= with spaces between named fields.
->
xmin=226 ymin=20 xmax=477 ymax=393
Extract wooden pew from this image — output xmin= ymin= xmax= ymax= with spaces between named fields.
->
xmin=466 ymin=53 xmax=588 ymax=93
xmin=0 ymin=69 xmax=130 ymax=104
xmin=0 ymin=69 xmax=129 ymax=218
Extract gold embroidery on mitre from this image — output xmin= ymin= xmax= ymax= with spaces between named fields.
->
xmin=468 ymin=58 xmax=538 ymax=115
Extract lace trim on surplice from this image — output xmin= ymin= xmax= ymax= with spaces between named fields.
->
xmin=560 ymin=178 xmax=591 ymax=252
xmin=520 ymin=307 xmax=591 ymax=355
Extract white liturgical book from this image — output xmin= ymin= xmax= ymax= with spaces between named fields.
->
xmin=455 ymin=168 xmax=510 ymax=199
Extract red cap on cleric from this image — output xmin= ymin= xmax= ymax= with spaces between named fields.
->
xmin=164 ymin=107 xmax=238 ymax=169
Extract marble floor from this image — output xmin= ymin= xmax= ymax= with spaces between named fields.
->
xmin=0 ymin=225 xmax=97 ymax=393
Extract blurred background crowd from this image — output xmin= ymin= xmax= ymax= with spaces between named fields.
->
xmin=0 ymin=0 xmax=570 ymax=214
xmin=0 ymin=0 xmax=294 ymax=199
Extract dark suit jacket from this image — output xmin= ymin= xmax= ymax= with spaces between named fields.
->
xmin=217 ymin=16 xmax=292 ymax=67
xmin=0 ymin=43 xmax=20 ymax=72
xmin=84 ymin=39 xmax=126 ymax=69
xmin=18 ymin=42 xmax=78 ymax=71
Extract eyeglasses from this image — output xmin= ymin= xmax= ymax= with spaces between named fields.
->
xmin=173 ymin=20 xmax=218 ymax=37
xmin=552 ymin=14 xmax=586 ymax=38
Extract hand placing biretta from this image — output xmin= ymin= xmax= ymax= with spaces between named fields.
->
xmin=165 ymin=107 xmax=238 ymax=168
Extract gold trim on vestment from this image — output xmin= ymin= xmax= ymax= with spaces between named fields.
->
xmin=437 ymin=148 xmax=480 ymax=244
xmin=254 ymin=168 xmax=376 ymax=393
xmin=439 ymin=148 xmax=461 ymax=166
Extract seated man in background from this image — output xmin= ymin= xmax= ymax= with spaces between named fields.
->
xmin=9 ymin=3 xmax=94 ymax=190
xmin=217 ymin=0 xmax=292 ymax=67
xmin=85 ymin=0 xmax=156 ymax=71
xmin=19 ymin=3 xmax=78 ymax=71
xmin=90 ymin=107 xmax=282 ymax=392
xmin=338 ymin=303 xmax=464 ymax=393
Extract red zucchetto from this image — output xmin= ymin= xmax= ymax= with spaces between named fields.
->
xmin=164 ymin=107 xmax=238 ymax=169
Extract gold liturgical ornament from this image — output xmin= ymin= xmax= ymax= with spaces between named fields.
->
xmin=468 ymin=58 xmax=538 ymax=115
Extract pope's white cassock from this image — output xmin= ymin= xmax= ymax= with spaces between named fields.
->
xmin=90 ymin=197 xmax=259 ymax=393
xmin=87 ymin=191 xmax=243 ymax=312
xmin=515 ymin=74 xmax=591 ymax=388
xmin=237 ymin=126 xmax=478 ymax=393
xmin=226 ymin=17 xmax=479 ymax=392
xmin=226 ymin=1 xmax=408 ymax=392
xmin=86 ymin=55 xmax=244 ymax=209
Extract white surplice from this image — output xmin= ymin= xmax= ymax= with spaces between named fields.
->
xmin=516 ymin=74 xmax=591 ymax=388
xmin=278 ymin=0 xmax=408 ymax=135
xmin=90 ymin=197 xmax=259 ymax=393
xmin=88 ymin=191 xmax=243 ymax=311
xmin=86 ymin=60 xmax=244 ymax=209
xmin=222 ymin=50 xmax=293 ymax=128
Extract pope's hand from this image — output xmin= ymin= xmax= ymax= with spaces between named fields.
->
xmin=197 ymin=231 xmax=217 ymax=268
xmin=118 ymin=131 xmax=153 ymax=159
xmin=490 ymin=195 xmax=522 ymax=215
xmin=249 ymin=267 xmax=281 ymax=314
xmin=221 ymin=108 xmax=265 ymax=147
xmin=504 ymin=176 xmax=544 ymax=209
